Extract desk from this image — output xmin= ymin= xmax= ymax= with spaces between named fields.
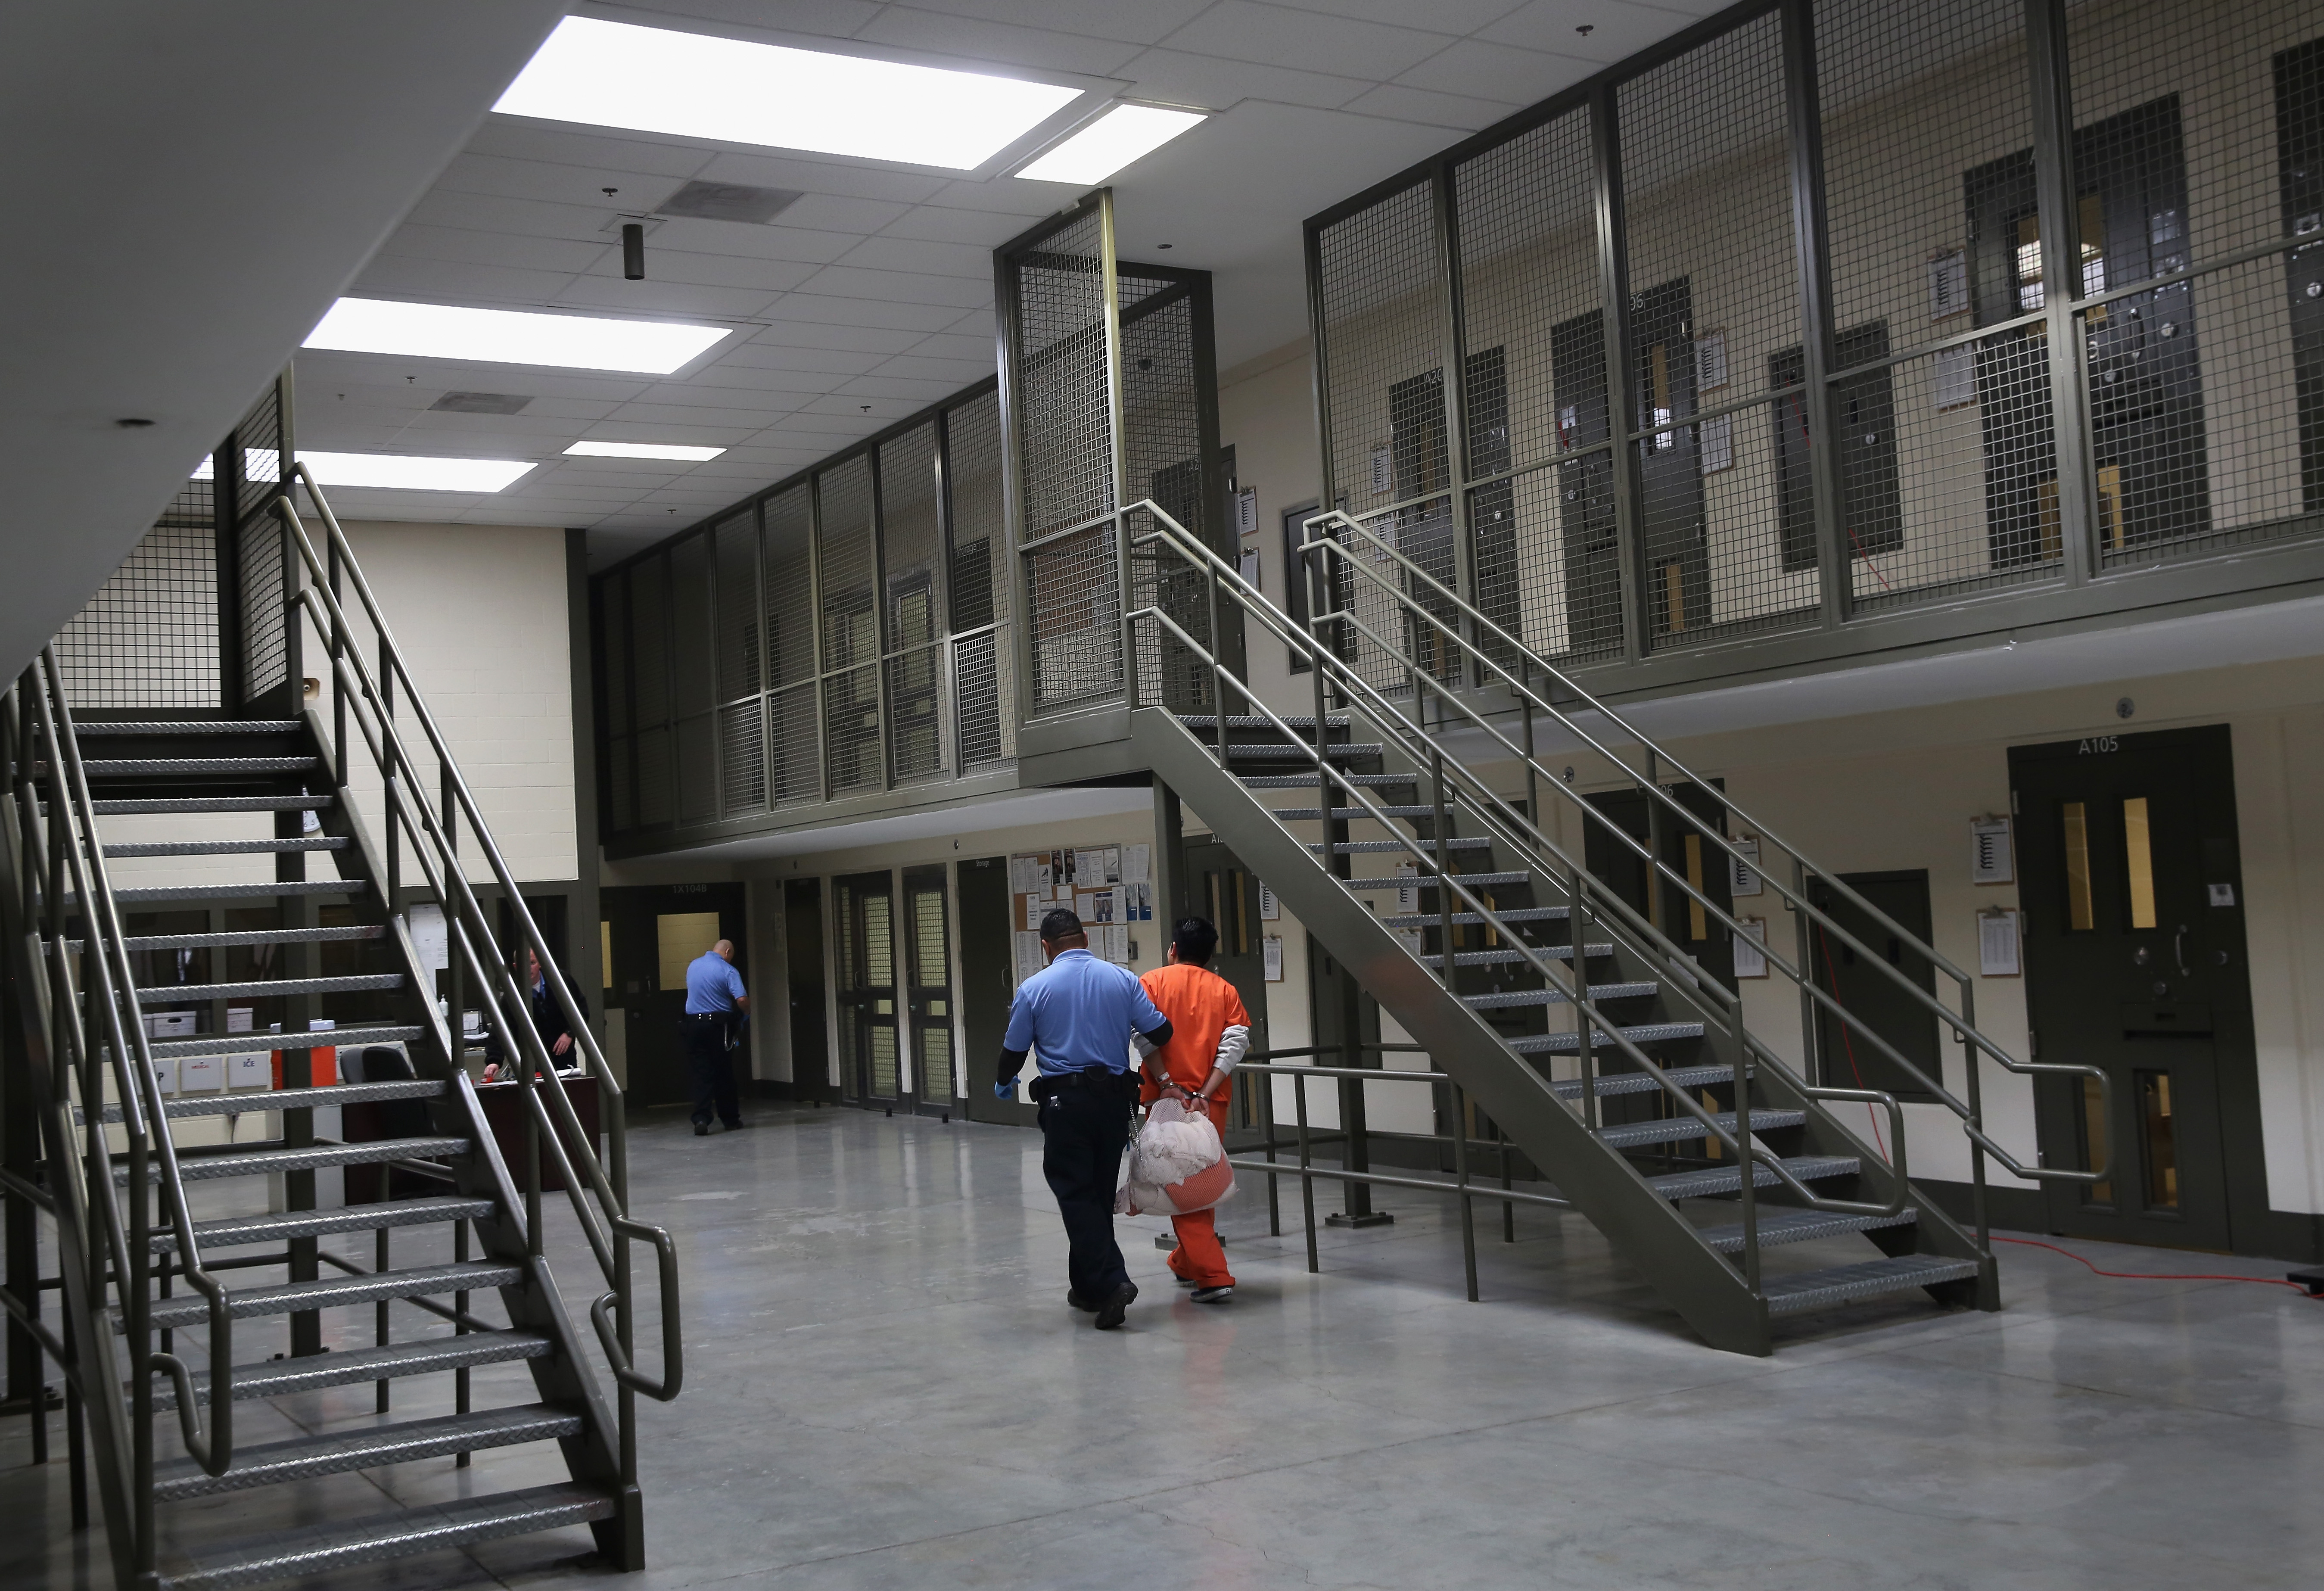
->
xmin=343 ymin=1069 xmax=600 ymax=1200
xmin=475 ymin=1072 xmax=601 ymax=1194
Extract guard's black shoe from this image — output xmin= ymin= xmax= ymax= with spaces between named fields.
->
xmin=722 ymin=1118 xmax=747 ymax=1130
xmin=693 ymin=1122 xmax=709 ymax=1136
xmin=1094 ymin=1280 xmax=1138 ymax=1330
xmin=1066 ymin=1290 xmax=1100 ymax=1313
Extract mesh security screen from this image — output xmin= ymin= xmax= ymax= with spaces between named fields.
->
xmin=879 ymin=423 xmax=946 ymax=782
xmin=945 ymin=391 xmax=1014 ymax=768
xmin=713 ymin=508 xmax=764 ymax=818
xmin=818 ymin=455 xmax=882 ymax=792
xmin=761 ymin=484 xmax=821 ymax=806
xmin=1122 ymin=278 xmax=1215 ymax=713
xmin=55 ymin=509 xmax=221 ymax=709
xmin=1011 ymin=204 xmax=1124 ymax=713
xmin=1453 ymin=107 xmax=1615 ymax=664
xmin=1620 ymin=14 xmax=1813 ymax=647
xmin=235 ymin=383 xmax=289 ymax=702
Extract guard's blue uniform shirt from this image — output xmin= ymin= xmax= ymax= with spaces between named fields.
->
xmin=1004 ymin=948 xmax=1166 ymax=1075
xmin=684 ymin=951 xmax=747 ymax=1015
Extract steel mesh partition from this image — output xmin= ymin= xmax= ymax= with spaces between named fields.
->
xmin=631 ymin=554 xmax=670 ymax=827
xmin=712 ymin=508 xmax=764 ymax=818
xmin=1122 ymin=277 xmax=1216 ymax=713
xmin=818 ymin=455 xmax=883 ymax=792
xmin=601 ymin=571 xmax=633 ymax=832
xmin=879 ymin=422 xmax=946 ymax=782
xmin=234 ymin=383 xmax=291 ymax=704
xmin=1453 ymin=106 xmax=1617 ymax=664
xmin=54 ymin=508 xmax=222 ymax=709
xmin=762 ymin=483 xmax=821 ymax=805
xmin=1619 ymin=13 xmax=1814 ymax=646
xmin=1009 ymin=202 xmax=1123 ymax=714
xmin=945 ymin=390 xmax=1014 ymax=768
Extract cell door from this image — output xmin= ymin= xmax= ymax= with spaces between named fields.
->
xmin=1805 ymin=871 xmax=1941 ymax=1104
xmin=785 ymin=879 xmax=827 ymax=1103
xmin=1184 ymin=837 xmax=1270 ymax=1134
xmin=834 ymin=871 xmax=900 ymax=1106
xmin=1550 ymin=309 xmax=1623 ymax=654
xmin=902 ymin=866 xmax=955 ymax=1117
xmin=1582 ymin=781 xmax=1736 ymax=992
xmin=2011 ymin=727 xmax=2253 ymax=1251
xmin=1630 ymin=279 xmax=1705 ymax=641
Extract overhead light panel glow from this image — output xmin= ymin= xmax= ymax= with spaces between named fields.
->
xmin=493 ymin=17 xmax=1082 ymax=170
xmin=299 ymin=452 xmax=537 ymax=493
xmin=1016 ymin=104 xmax=1206 ymax=185
xmin=563 ymin=440 xmax=727 ymax=462
xmin=303 ymin=298 xmax=729 ymax=374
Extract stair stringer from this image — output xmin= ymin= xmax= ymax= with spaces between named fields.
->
xmin=293 ymin=716 xmax=641 ymax=1563
xmin=1135 ymin=710 xmax=1775 ymax=1354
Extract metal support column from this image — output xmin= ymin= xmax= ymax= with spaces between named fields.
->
xmin=1781 ymin=0 xmax=1850 ymax=629
xmin=1590 ymin=82 xmax=1648 ymax=666
xmin=2026 ymin=0 xmax=2097 ymax=587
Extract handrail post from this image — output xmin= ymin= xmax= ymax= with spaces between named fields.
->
xmin=1430 ymin=744 xmax=1456 ymax=993
xmin=1960 ymin=976 xmax=1989 ymax=1251
xmin=1728 ymin=987 xmax=1759 ymax=1295
xmin=1260 ymin=1056 xmax=1282 ymax=1237
xmin=1450 ymin=1078 xmax=1478 ymax=1303
xmin=1294 ymin=1071 xmax=1318 ymax=1273
xmin=1205 ymin=557 xmax=1226 ymax=765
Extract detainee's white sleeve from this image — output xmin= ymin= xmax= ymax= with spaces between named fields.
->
xmin=1212 ymin=1024 xmax=1251 ymax=1075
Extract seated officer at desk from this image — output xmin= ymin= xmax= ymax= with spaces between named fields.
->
xmin=483 ymin=948 xmax=587 ymax=1076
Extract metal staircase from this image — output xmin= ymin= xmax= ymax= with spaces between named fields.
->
xmin=1 ymin=464 xmax=679 ymax=1586
xmin=1109 ymin=500 xmax=2112 ymax=1354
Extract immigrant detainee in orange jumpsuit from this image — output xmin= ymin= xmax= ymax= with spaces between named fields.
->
xmin=1136 ymin=916 xmax=1251 ymax=1303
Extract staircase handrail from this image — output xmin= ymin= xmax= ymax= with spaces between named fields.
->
xmin=1299 ymin=503 xmax=2111 ymax=1189
xmin=19 ymin=650 xmax=240 ymax=1489
xmin=1123 ymin=505 xmax=1909 ymax=1222
xmin=270 ymin=471 xmax=681 ymax=1405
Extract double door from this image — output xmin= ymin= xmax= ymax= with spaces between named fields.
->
xmin=834 ymin=867 xmax=956 ymax=1115
xmin=2012 ymin=726 xmax=2252 ymax=1251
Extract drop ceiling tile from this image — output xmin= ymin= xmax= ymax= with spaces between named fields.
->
xmin=348 ymin=257 xmax=585 ymax=305
xmin=744 ymin=320 xmax=928 ymax=355
xmin=597 ymin=405 xmax=772 ymax=436
xmin=762 ymin=292 xmax=973 ymax=333
xmin=1337 ymin=81 xmax=1522 ymax=130
xmin=1162 ymin=2 xmax=1456 ymax=80
xmin=1266 ymin=0 xmax=1528 ymax=27
xmin=1475 ymin=0 xmax=1698 ymax=60
xmin=714 ymin=342 xmax=890 ymax=376
xmin=592 ymin=249 xmax=821 ymax=293
xmin=630 ymin=382 xmax=809 ymax=413
xmin=552 ymin=276 xmax=778 ymax=318
xmin=915 ymin=179 xmax=1074 ymax=218
xmin=372 ymin=222 xmax=610 ymax=275
xmin=399 ymin=411 xmax=600 ymax=441
xmin=1394 ymin=36 xmax=1594 ymax=104
xmin=755 ymin=193 xmax=917 ymax=237
xmin=543 ymin=467 xmax=695 ymax=489
xmin=464 ymin=121 xmax=719 ymax=179
xmin=613 ymin=0 xmax=886 ymax=36
xmin=641 ymin=218 xmax=863 ymax=265
xmin=833 ymin=235 xmax=996 ymax=278
xmin=851 ymin=7 xmax=1143 ymax=74
xmin=691 ymin=151 xmax=949 ymax=205
xmin=899 ymin=332 xmax=997 ymax=364
xmin=1110 ymin=47 xmax=1371 ymax=112
xmin=837 ymin=374 xmax=975 ymax=402
xmin=871 ymin=354 xmax=994 ymax=383
xmin=885 ymin=0 xmax=1210 ymax=46
xmin=791 ymin=265 xmax=992 ymax=309
xmin=406 ymin=189 xmax=613 ymax=243
xmin=433 ymin=152 xmax=694 ymax=212
xmin=676 ymin=366 xmax=847 ymax=399
xmin=874 ymin=205 xmax=1037 ymax=246
xmin=501 ymin=397 xmax=630 ymax=421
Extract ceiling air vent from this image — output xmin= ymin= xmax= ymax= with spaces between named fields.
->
xmin=429 ymin=392 xmax=533 ymax=415
xmin=655 ymin=181 xmax=802 ymax=224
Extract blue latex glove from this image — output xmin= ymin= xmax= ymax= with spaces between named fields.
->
xmin=993 ymin=1078 xmax=1015 ymax=1101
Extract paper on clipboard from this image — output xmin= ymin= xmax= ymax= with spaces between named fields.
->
xmin=1978 ymin=909 xmax=2022 ymax=977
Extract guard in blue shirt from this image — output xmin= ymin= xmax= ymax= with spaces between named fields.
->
xmin=995 ymin=908 xmax=1173 ymax=1329
xmin=684 ymin=939 xmax=750 ymax=1136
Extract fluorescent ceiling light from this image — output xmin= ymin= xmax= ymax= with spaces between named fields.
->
xmin=493 ymin=16 xmax=1081 ymax=170
xmin=299 ymin=452 xmax=536 ymax=493
xmin=304 ymin=298 xmax=728 ymax=375
xmin=564 ymin=440 xmax=726 ymax=462
xmin=190 ymin=449 xmax=279 ymax=483
xmin=1016 ymin=104 xmax=1206 ymax=185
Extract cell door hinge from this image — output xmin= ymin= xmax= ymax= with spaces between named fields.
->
xmin=2010 ymin=788 xmax=2020 ymax=815
xmin=2028 ymin=1027 xmax=2038 ymax=1057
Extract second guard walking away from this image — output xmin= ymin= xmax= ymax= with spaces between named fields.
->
xmin=1137 ymin=917 xmax=1250 ymax=1303
xmin=684 ymin=938 xmax=749 ymax=1136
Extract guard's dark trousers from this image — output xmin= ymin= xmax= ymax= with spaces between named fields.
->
xmin=686 ymin=1016 xmax=740 ymax=1128
xmin=1038 ymin=1076 xmax=1134 ymax=1299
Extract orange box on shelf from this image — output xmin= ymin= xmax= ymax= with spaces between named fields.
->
xmin=270 ymin=1021 xmax=338 ymax=1089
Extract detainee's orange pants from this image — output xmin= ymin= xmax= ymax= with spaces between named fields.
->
xmin=1165 ymin=1095 xmax=1235 ymax=1289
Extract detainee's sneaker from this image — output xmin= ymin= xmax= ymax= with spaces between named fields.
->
xmin=1094 ymin=1280 xmax=1139 ymax=1329
xmin=1191 ymin=1285 xmax=1234 ymax=1305
xmin=1175 ymin=1275 xmax=1199 ymax=1289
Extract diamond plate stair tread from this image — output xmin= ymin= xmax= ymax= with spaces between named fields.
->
xmin=130 ymin=1261 xmax=520 ymax=1331
xmin=158 ymin=1196 xmax=493 ymax=1252
xmin=1310 ymin=838 xmax=1493 ymax=854
xmin=80 ymin=757 xmax=320 ymax=775
xmin=1346 ymin=871 xmax=1528 ymax=889
xmin=90 ymin=1077 xmax=443 ymax=1125
xmin=77 ymin=721 xmax=304 ymax=735
xmin=152 ymin=1025 xmax=421 ymax=1060
xmin=1424 ymin=944 xmax=1608 ymax=966
xmin=1466 ymin=983 xmax=1657 ymax=1009
xmin=135 ymin=973 xmax=403 ymax=1003
xmin=117 ymin=1136 xmax=468 ymax=1186
xmin=123 ymin=925 xmax=384 ymax=952
xmin=106 ymin=838 xmax=347 ymax=857
xmin=1226 ymin=743 xmax=1382 ymax=760
xmin=1762 ymin=1255 xmax=1982 ymax=1315
xmin=1175 ymin=714 xmax=1348 ymax=729
xmin=1513 ymin=1021 xmax=1704 ymax=1053
xmin=1269 ymin=805 xmax=1443 ymax=820
xmin=1598 ymin=1109 xmax=1806 ymax=1149
xmin=1238 ymin=773 xmax=1416 ymax=788
xmin=93 ymin=796 xmax=336 ymax=815
xmin=146 ymin=1330 xmax=553 ymax=1411
xmin=1695 ymin=1207 xmax=1919 ymax=1254
xmin=1553 ymin=1064 xmax=1738 ymax=1099
xmin=156 ymin=1481 xmax=616 ymax=1591
xmin=1382 ymin=907 xmax=1568 ymax=928
xmin=104 ymin=880 xmax=361 ymax=903
xmin=152 ymin=1404 xmax=583 ymax=1501
xmin=1646 ymin=1155 xmax=1858 ymax=1200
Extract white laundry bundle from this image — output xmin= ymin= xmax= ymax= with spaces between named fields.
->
xmin=1117 ymin=1097 xmax=1235 ymax=1217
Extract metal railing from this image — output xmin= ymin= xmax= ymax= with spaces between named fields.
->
xmin=2 ymin=648 xmax=237 ymax=1581
xmin=274 ymin=467 xmax=683 ymax=1461
xmin=1116 ymin=501 xmax=1928 ymax=1293
xmin=1294 ymin=502 xmax=2114 ymax=1235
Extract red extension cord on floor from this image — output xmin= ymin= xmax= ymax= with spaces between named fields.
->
xmin=1991 ymin=1234 xmax=2323 ymax=1299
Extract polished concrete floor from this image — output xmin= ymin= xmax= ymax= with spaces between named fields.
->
xmin=7 ymin=1103 xmax=2324 ymax=1589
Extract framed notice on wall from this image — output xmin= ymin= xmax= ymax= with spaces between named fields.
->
xmin=1733 ymin=917 xmax=1769 ymax=979
xmin=1978 ymin=909 xmax=2022 ymax=977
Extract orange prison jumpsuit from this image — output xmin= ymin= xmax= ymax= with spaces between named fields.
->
xmin=1138 ymin=962 xmax=1250 ymax=1289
